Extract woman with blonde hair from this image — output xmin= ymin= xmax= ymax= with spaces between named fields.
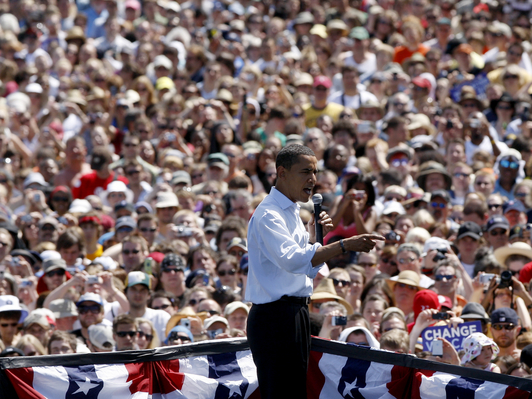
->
xmin=131 ymin=75 xmax=158 ymax=113
xmin=15 ymin=334 xmax=47 ymax=356
xmin=136 ymin=317 xmax=161 ymax=349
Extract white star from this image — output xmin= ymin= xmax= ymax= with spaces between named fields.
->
xmin=72 ymin=376 xmax=99 ymax=395
xmin=342 ymin=378 xmax=359 ymax=398
xmin=224 ymin=381 xmax=243 ymax=397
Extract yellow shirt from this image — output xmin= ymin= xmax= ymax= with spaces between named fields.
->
xmin=86 ymin=244 xmax=103 ymax=261
xmin=303 ymin=102 xmax=345 ymax=128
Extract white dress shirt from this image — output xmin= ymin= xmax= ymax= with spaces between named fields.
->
xmin=245 ymin=187 xmax=323 ymax=304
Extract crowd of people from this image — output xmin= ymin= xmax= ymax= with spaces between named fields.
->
xmin=1 ymin=0 xmax=532 ymax=381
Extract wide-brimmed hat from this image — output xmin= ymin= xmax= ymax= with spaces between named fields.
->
xmin=494 ymin=242 xmax=532 ymax=267
xmin=490 ymin=92 xmax=517 ymax=113
xmin=407 ymin=114 xmax=436 ymax=136
xmin=386 ymin=270 xmax=423 ymax=292
xmin=402 ymin=52 xmax=427 ymax=70
xmin=65 ymin=26 xmax=86 ymax=44
xmin=356 ymin=100 xmax=385 ymax=118
xmin=459 ymin=91 xmax=484 ymax=110
xmin=416 ymin=161 xmax=452 ymax=191
xmin=310 ymin=278 xmax=354 ymax=314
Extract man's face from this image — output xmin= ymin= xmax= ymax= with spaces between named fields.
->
xmin=227 ymin=309 xmax=247 ymax=331
xmin=487 ymin=228 xmax=509 ymax=250
xmin=346 ymin=331 xmax=370 ymax=346
xmin=114 ymin=323 xmax=138 ymax=351
xmin=122 ymin=242 xmax=146 ymax=272
xmin=50 ymin=339 xmax=74 ymax=355
xmin=430 ymin=197 xmax=449 ymax=221
xmin=38 ymin=224 xmax=58 ymax=243
xmin=43 ymin=267 xmax=67 ymax=291
xmin=25 ymin=322 xmax=51 ymax=345
xmin=77 ymin=301 xmax=104 ymax=329
xmin=448 ymin=143 xmax=465 ymax=165
xmin=393 ymin=283 xmax=417 ymax=307
xmin=278 ymin=155 xmax=318 ymax=203
xmin=0 ymin=315 xmax=19 ymax=342
xmin=357 ymin=253 xmax=378 ymax=281
xmin=230 ymin=197 xmax=251 ymax=221
xmin=499 ymin=157 xmax=519 ymax=182
xmin=55 ymin=316 xmax=77 ymax=331
xmin=396 ymin=250 xmax=421 ymax=273
xmin=138 ymin=220 xmax=158 ymax=246
xmin=425 ymin=173 xmax=446 ymax=192
xmin=457 ymin=236 xmax=480 ymax=258
xmin=127 ymin=284 xmax=150 ymax=309
xmin=192 ymin=250 xmax=216 ymax=275
xmin=434 ymin=265 xmax=458 ymax=297
xmin=60 ymin=245 xmax=81 ymax=266
xmin=491 ymin=322 xmax=521 ymax=349
xmin=157 ymin=206 xmax=178 ymax=224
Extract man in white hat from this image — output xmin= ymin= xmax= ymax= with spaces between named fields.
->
xmin=0 ymin=295 xmax=28 ymax=346
xmin=155 ymin=191 xmax=179 ymax=239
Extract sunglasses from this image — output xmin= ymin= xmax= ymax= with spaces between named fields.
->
xmin=359 ymin=262 xmax=376 ymax=268
xmin=391 ymin=159 xmax=409 ymax=167
xmin=488 ymin=203 xmax=501 ymax=209
xmin=137 ymin=331 xmax=153 ymax=341
xmin=162 ymin=267 xmax=184 ymax=274
xmin=453 ymin=173 xmax=469 ymax=178
xmin=52 ymin=197 xmax=69 ymax=202
xmin=435 ymin=274 xmax=456 ymax=281
xmin=397 ymin=283 xmax=417 ymax=291
xmin=140 ymin=227 xmax=157 ymax=233
xmin=117 ymin=227 xmax=134 ymax=234
xmin=122 ymin=249 xmax=140 ymax=255
xmin=46 ymin=269 xmax=65 ymax=278
xmin=126 ymin=170 xmax=141 ymax=176
xmin=500 ymin=159 xmax=519 ymax=169
xmin=124 ymin=142 xmax=138 ymax=147
xmin=169 ymin=333 xmax=190 ymax=342
xmin=152 ymin=303 xmax=171 ymax=310
xmin=331 ymin=278 xmax=350 ymax=287
xmin=218 ymin=269 xmax=236 ymax=277
xmin=78 ymin=305 xmax=101 ymax=315
xmin=490 ymin=229 xmax=507 ymax=236
xmin=492 ymin=323 xmax=516 ymax=331
xmin=398 ymin=257 xmax=416 ymax=264
xmin=381 ymin=258 xmax=397 ymax=266
xmin=0 ymin=322 xmax=18 ymax=327
xmin=116 ymin=331 xmax=138 ymax=338
xmin=431 ymin=202 xmax=446 ymax=209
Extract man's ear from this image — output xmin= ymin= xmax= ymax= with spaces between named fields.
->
xmin=277 ymin=166 xmax=285 ymax=180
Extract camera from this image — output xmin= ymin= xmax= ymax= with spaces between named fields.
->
xmin=180 ymin=318 xmax=191 ymax=330
xmin=498 ymin=270 xmax=513 ymax=289
xmin=384 ymin=231 xmax=400 ymax=242
xmin=332 ymin=316 xmax=347 ymax=326
xmin=432 ymin=248 xmax=448 ymax=263
xmin=354 ymin=190 xmax=365 ymax=200
xmin=446 ymin=120 xmax=454 ymax=130
xmin=207 ymin=328 xmax=224 ymax=339
xmin=175 ymin=226 xmax=193 ymax=237
xmin=432 ymin=312 xmax=451 ymax=320
xmin=479 ymin=273 xmax=498 ymax=284
xmin=87 ymin=276 xmax=99 ymax=284
xmin=469 ymin=118 xmax=481 ymax=129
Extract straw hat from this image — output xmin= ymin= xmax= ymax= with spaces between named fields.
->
xmin=494 ymin=242 xmax=532 ymax=267
xmin=386 ymin=270 xmax=424 ymax=292
xmin=310 ymin=278 xmax=354 ymax=314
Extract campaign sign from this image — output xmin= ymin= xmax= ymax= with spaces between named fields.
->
xmin=422 ymin=321 xmax=482 ymax=352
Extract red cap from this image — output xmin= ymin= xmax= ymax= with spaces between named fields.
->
xmin=412 ymin=77 xmax=431 ymax=89
xmin=99 ymin=214 xmax=115 ymax=231
xmin=438 ymin=295 xmax=453 ymax=310
xmin=51 ymin=186 xmax=69 ymax=197
xmin=148 ymin=252 xmax=165 ymax=263
xmin=49 ymin=121 xmax=64 ymax=139
xmin=125 ymin=0 xmax=141 ymax=10
xmin=413 ymin=289 xmax=440 ymax=320
xmin=3 ymin=81 xmax=18 ymax=97
xmin=313 ymin=75 xmax=332 ymax=89
xmin=520 ymin=262 xmax=532 ymax=284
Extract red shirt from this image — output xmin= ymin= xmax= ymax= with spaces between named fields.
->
xmin=71 ymin=171 xmax=129 ymax=199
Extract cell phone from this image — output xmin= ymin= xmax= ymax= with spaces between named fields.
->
xmin=446 ymin=120 xmax=454 ymax=129
xmin=357 ymin=121 xmax=372 ymax=134
xmin=21 ymin=214 xmax=33 ymax=223
xmin=180 ymin=318 xmax=191 ymax=330
xmin=33 ymin=193 xmax=40 ymax=202
xmin=12 ymin=257 xmax=19 ymax=267
xmin=20 ymin=279 xmax=32 ymax=288
xmin=354 ymin=190 xmax=365 ymax=200
xmin=332 ymin=316 xmax=347 ymax=326
xmin=165 ymin=132 xmax=176 ymax=142
xmin=202 ymin=274 xmax=210 ymax=286
xmin=432 ymin=312 xmax=451 ymax=320
xmin=207 ymin=328 xmax=224 ymax=339
xmin=469 ymin=119 xmax=480 ymax=129
xmin=479 ymin=273 xmax=497 ymax=284
xmin=87 ymin=275 xmax=99 ymax=284
xmin=144 ymin=257 xmax=153 ymax=276
xmin=58 ymin=216 xmax=68 ymax=225
xmin=432 ymin=340 xmax=443 ymax=357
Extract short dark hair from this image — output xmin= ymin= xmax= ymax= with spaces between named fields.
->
xmin=47 ymin=330 xmax=77 ymax=354
xmin=384 ymin=116 xmax=407 ymax=131
xmin=113 ymin=313 xmax=137 ymax=333
xmin=275 ymin=145 xmax=315 ymax=170
xmin=332 ymin=119 xmax=357 ymax=139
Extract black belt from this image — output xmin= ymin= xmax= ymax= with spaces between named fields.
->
xmin=279 ymin=295 xmax=311 ymax=305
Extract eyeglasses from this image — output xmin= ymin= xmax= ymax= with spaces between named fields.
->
xmin=503 ymin=75 xmax=518 ymax=80
xmin=116 ymin=331 xmax=138 ymax=338
xmin=78 ymin=305 xmax=101 ymax=315
xmin=140 ymin=227 xmax=157 ymax=233
xmin=152 ymin=303 xmax=171 ymax=310
xmin=52 ymin=197 xmax=69 ymax=202
xmin=397 ymin=283 xmax=417 ymax=291
xmin=398 ymin=257 xmax=416 ymax=264
xmin=391 ymin=159 xmax=409 ymax=167
xmin=0 ymin=322 xmax=17 ymax=327
xmin=497 ymin=105 xmax=513 ymax=111
xmin=169 ymin=333 xmax=190 ymax=342
xmin=126 ymin=170 xmax=141 ymax=176
xmin=124 ymin=142 xmax=138 ymax=147
xmin=218 ymin=269 xmax=236 ymax=277
xmin=476 ymin=181 xmax=490 ymax=186
xmin=381 ymin=258 xmax=397 ymax=266
xmin=314 ymin=86 xmax=328 ymax=91
xmin=431 ymin=202 xmax=447 ymax=209
xmin=492 ymin=323 xmax=516 ymax=331
xmin=500 ymin=159 xmax=519 ymax=169
xmin=117 ymin=227 xmax=134 ymax=234
xmin=122 ymin=249 xmax=140 ymax=255
xmin=359 ymin=262 xmax=376 ymax=268
xmin=488 ymin=203 xmax=501 ymax=209
xmin=331 ymin=278 xmax=350 ymax=287
xmin=516 ymin=192 xmax=528 ymax=198
xmin=46 ymin=269 xmax=65 ymax=277
xmin=137 ymin=331 xmax=153 ymax=341
xmin=453 ymin=173 xmax=469 ymax=178
xmin=162 ymin=267 xmax=184 ymax=274
xmin=435 ymin=274 xmax=456 ymax=281
xmin=490 ymin=229 xmax=507 ymax=236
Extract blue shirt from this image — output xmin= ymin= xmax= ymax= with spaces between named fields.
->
xmin=245 ymin=187 xmax=322 ymax=304
xmin=493 ymin=179 xmax=515 ymax=201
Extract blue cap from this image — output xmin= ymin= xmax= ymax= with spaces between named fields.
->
xmin=491 ymin=307 xmax=518 ymax=325
xmin=165 ymin=326 xmax=194 ymax=345
xmin=135 ymin=201 xmax=153 ymax=214
xmin=76 ymin=293 xmax=104 ymax=307
xmin=503 ymin=200 xmax=526 ymax=214
xmin=486 ymin=215 xmax=510 ymax=232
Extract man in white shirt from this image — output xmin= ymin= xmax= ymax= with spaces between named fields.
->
xmin=125 ymin=271 xmax=170 ymax=343
xmin=246 ymin=144 xmax=384 ymax=399
xmin=328 ymin=65 xmax=377 ymax=110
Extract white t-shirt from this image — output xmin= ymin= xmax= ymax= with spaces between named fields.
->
xmin=140 ymin=307 xmax=171 ymax=343
xmin=343 ymin=52 xmax=377 ymax=76
xmin=328 ymin=90 xmax=378 ymax=110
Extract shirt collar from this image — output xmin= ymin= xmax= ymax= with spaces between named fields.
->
xmin=271 ymin=187 xmax=300 ymax=211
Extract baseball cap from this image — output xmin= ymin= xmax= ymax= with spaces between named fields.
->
xmin=49 ymin=299 xmax=78 ymax=319
xmin=114 ymin=201 xmax=135 ymax=214
xmin=430 ymin=189 xmax=451 ymax=203
xmin=224 ymin=301 xmax=249 ymax=317
xmin=412 ymin=77 xmax=431 ymax=89
xmin=76 ymin=292 xmax=104 ymax=307
xmin=88 ymin=324 xmax=115 ymax=350
xmin=165 ymin=326 xmax=194 ymax=345
xmin=125 ymin=0 xmax=140 ymax=10
xmin=0 ymin=295 xmax=27 ymax=322
xmin=422 ymin=237 xmax=451 ymax=257
xmin=43 ymin=258 xmax=67 ymax=273
xmin=161 ymin=253 xmax=185 ymax=270
xmin=23 ymin=312 xmax=51 ymax=329
xmin=204 ymin=315 xmax=229 ymax=330
xmin=413 ymin=290 xmax=440 ymax=321
xmin=207 ymin=153 xmax=230 ymax=168
xmin=155 ymin=77 xmax=174 ymax=91
xmin=69 ymin=199 xmax=92 ymax=214
xmin=25 ymin=83 xmax=43 ymax=94
xmin=171 ymin=171 xmax=191 ymax=186
xmin=156 ymin=192 xmax=179 ymax=208
xmin=491 ymin=307 xmax=518 ymax=325
xmin=461 ymin=302 xmax=489 ymax=321
xmin=38 ymin=216 xmax=59 ymax=229
xmin=349 ymin=26 xmax=369 ymax=40
xmin=153 ymin=55 xmax=172 ymax=70
xmin=126 ymin=271 xmax=151 ymax=289
xmin=115 ymin=216 xmax=136 ymax=231
xmin=313 ymin=75 xmax=332 ymax=89
xmin=457 ymin=221 xmax=482 ymax=240
xmin=23 ymin=172 xmax=48 ymax=189
xmin=226 ymin=237 xmax=247 ymax=252
xmin=486 ymin=215 xmax=510 ymax=232
xmin=503 ymin=200 xmax=526 ymax=214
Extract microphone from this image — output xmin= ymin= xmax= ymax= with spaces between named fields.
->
xmin=312 ymin=194 xmax=323 ymax=245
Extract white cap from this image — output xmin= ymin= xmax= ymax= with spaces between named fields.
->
xmin=224 ymin=301 xmax=249 ymax=317
xmin=40 ymin=250 xmax=62 ymax=262
xmin=25 ymin=83 xmax=43 ymax=94
xmin=153 ymin=55 xmax=172 ymax=70
xmin=88 ymin=324 xmax=115 ymax=350
xmin=204 ymin=315 xmax=229 ymax=330
xmin=382 ymin=201 xmax=405 ymax=216
xmin=0 ymin=295 xmax=28 ymax=322
xmin=69 ymin=199 xmax=92 ymax=214
xmin=422 ymin=237 xmax=451 ymax=257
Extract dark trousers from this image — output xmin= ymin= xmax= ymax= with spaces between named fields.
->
xmin=247 ymin=299 xmax=310 ymax=399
